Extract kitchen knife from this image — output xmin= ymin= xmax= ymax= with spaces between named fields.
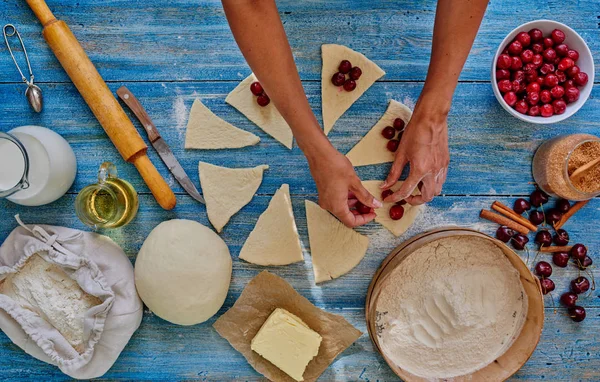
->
xmin=117 ymin=86 xmax=205 ymax=204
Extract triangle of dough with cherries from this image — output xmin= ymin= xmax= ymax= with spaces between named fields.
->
xmin=239 ymin=184 xmax=303 ymax=266
xmin=305 ymin=200 xmax=369 ymax=283
xmin=346 ymin=100 xmax=412 ymax=166
xmin=199 ymin=161 xmax=268 ymax=233
xmin=321 ymin=44 xmax=385 ymax=135
xmin=361 ymin=180 xmax=422 ymax=237
xmin=185 ymin=99 xmax=259 ymax=149
xmin=226 ymin=73 xmax=294 ymax=149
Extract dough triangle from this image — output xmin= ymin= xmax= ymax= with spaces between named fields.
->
xmin=361 ymin=180 xmax=422 ymax=237
xmin=185 ymin=99 xmax=260 ymax=149
xmin=321 ymin=44 xmax=385 ymax=135
xmin=239 ymin=184 xmax=303 ymax=266
xmin=226 ymin=73 xmax=294 ymax=149
xmin=346 ymin=100 xmax=412 ymax=166
xmin=305 ymin=200 xmax=369 ymax=283
xmin=199 ymin=162 xmax=268 ymax=233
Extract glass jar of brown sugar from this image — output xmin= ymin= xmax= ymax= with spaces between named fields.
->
xmin=533 ymin=134 xmax=600 ymax=201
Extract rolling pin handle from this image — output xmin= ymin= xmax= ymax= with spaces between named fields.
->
xmin=25 ymin=0 xmax=57 ymax=26
xmin=131 ymin=153 xmax=177 ymax=210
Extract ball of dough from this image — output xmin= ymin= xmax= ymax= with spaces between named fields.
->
xmin=134 ymin=219 xmax=232 ymax=325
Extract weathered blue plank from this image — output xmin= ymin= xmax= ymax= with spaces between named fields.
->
xmin=1 ymin=81 xmax=599 ymax=199
xmin=0 ymin=195 xmax=598 ymax=380
xmin=0 ymin=0 xmax=598 ymax=83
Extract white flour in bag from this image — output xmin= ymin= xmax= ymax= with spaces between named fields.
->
xmin=376 ymin=236 xmax=527 ymax=379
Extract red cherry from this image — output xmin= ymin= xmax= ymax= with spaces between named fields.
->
xmin=508 ymin=40 xmax=523 ymax=55
xmin=516 ymin=31 xmax=531 ymax=47
xmin=338 ymin=60 xmax=352 ymax=74
xmin=531 ymin=43 xmax=544 ymax=54
xmin=568 ymin=306 xmax=586 ymax=322
xmin=256 ymin=94 xmax=270 ymax=107
xmin=496 ymin=226 xmax=516 ymax=243
xmin=526 ymin=91 xmax=539 ymax=106
xmin=577 ymin=256 xmax=593 ymax=270
xmin=555 ymin=70 xmax=567 ymax=83
xmin=512 ymin=70 xmax=525 ymax=82
xmin=551 ymin=85 xmax=565 ymax=99
xmin=496 ymin=69 xmax=511 ymax=80
xmin=540 ymin=278 xmax=555 ymax=295
xmin=393 ymin=118 xmax=405 ymax=131
xmin=560 ymin=292 xmax=578 ymax=307
xmin=515 ymin=99 xmax=529 ymax=114
xmin=497 ymin=54 xmax=512 ymax=70
xmin=567 ymin=49 xmax=579 ymax=61
xmin=555 ymin=44 xmax=569 ymax=57
xmin=564 ymin=86 xmax=580 ymax=103
xmin=529 ymin=28 xmax=544 ymax=42
xmin=553 ymin=252 xmax=570 ymax=268
xmin=543 ymin=37 xmax=554 ymax=49
xmin=528 ymin=105 xmax=540 ymax=116
xmin=529 ymin=210 xmax=545 ymax=225
xmin=250 ymin=81 xmax=264 ymax=96
xmin=355 ymin=201 xmax=372 ymax=215
xmin=381 ymin=189 xmax=393 ymax=200
xmin=546 ymin=208 xmax=563 ymax=225
xmin=553 ymin=229 xmax=570 ymax=246
xmin=540 ymin=89 xmax=552 ymax=104
xmin=331 ymin=72 xmax=346 ymax=86
xmin=343 ymin=79 xmax=357 ymax=92
xmin=566 ymin=65 xmax=580 ymax=78
xmin=574 ymin=72 xmax=588 ymax=86
xmin=526 ymin=82 xmax=541 ymax=93
xmin=536 ymin=76 xmax=544 ymax=86
xmin=535 ymin=261 xmax=553 ymax=278
xmin=520 ymin=49 xmax=534 ymax=63
xmin=387 ymin=139 xmax=399 ymax=152
xmin=381 ymin=126 xmax=395 ymax=139
xmin=564 ymin=79 xmax=576 ymax=89
xmin=571 ymin=276 xmax=590 ymax=294
xmin=503 ymin=91 xmax=517 ymax=106
xmin=511 ymin=234 xmax=529 ymax=250
xmin=389 ymin=205 xmax=404 ymax=220
xmin=512 ymin=80 xmax=526 ymax=94
xmin=556 ymin=199 xmax=571 ymax=213
xmin=570 ymin=244 xmax=588 ymax=261
xmin=498 ymin=79 xmax=512 ymax=93
xmin=524 ymin=68 xmax=538 ymax=83
xmin=552 ymin=99 xmax=567 ymax=115
xmin=539 ymin=63 xmax=555 ymax=75
xmin=543 ymin=48 xmax=557 ymax=62
xmin=544 ymin=74 xmax=559 ymax=88
xmin=558 ymin=57 xmax=575 ymax=71
xmin=532 ymin=54 xmax=544 ymax=67
xmin=551 ymin=29 xmax=566 ymax=44
xmin=540 ymin=104 xmax=554 ymax=117
xmin=349 ymin=67 xmax=362 ymax=80
xmin=510 ymin=56 xmax=523 ymax=70
xmin=534 ymin=229 xmax=552 ymax=246
xmin=554 ymin=56 xmax=561 ymax=66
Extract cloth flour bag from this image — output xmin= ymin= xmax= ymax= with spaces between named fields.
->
xmin=0 ymin=217 xmax=143 ymax=379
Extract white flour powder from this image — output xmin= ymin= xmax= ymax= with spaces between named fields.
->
xmin=0 ymin=254 xmax=101 ymax=353
xmin=376 ymin=236 xmax=527 ymax=379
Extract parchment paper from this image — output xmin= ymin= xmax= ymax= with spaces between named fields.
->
xmin=213 ymin=271 xmax=362 ymax=382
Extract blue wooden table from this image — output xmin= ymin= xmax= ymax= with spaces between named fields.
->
xmin=1 ymin=0 xmax=599 ymax=380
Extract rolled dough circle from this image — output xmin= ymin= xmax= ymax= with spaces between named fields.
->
xmin=135 ymin=219 xmax=232 ymax=325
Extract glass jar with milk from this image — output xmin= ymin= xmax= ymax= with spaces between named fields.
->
xmin=0 ymin=125 xmax=77 ymax=206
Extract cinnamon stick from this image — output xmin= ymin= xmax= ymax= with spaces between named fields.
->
xmin=554 ymin=200 xmax=589 ymax=230
xmin=480 ymin=209 xmax=530 ymax=235
xmin=492 ymin=201 xmax=538 ymax=232
xmin=540 ymin=245 xmax=573 ymax=253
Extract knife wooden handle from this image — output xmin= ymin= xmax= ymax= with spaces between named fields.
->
xmin=117 ymin=86 xmax=161 ymax=143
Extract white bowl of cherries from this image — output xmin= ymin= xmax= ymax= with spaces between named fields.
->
xmin=491 ymin=20 xmax=594 ymax=123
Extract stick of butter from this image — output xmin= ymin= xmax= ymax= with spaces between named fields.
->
xmin=251 ymin=308 xmax=323 ymax=381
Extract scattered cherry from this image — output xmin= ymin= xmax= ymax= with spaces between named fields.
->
xmin=560 ymin=292 xmax=578 ymax=307
xmin=553 ymin=229 xmax=570 ymax=246
xmin=393 ymin=118 xmax=405 ymax=131
xmin=349 ymin=67 xmax=362 ymax=80
xmin=381 ymin=126 xmax=396 ymax=140
xmin=577 ymin=256 xmax=593 ymax=270
xmin=570 ymin=276 xmax=590 ymax=294
xmin=513 ymin=198 xmax=531 ymax=214
xmin=250 ymin=81 xmax=264 ymax=96
xmin=343 ymin=79 xmax=357 ymax=92
xmin=381 ymin=189 xmax=393 ymax=200
xmin=556 ymin=199 xmax=571 ymax=213
xmin=535 ymin=261 xmax=553 ymax=278
xmin=535 ymin=230 xmax=552 ymax=247
xmin=511 ymin=234 xmax=529 ymax=250
xmin=540 ymin=278 xmax=555 ymax=295
xmin=568 ymin=306 xmax=586 ymax=322
xmin=256 ymin=94 xmax=270 ymax=107
xmin=331 ymin=72 xmax=346 ymax=86
xmin=338 ymin=60 xmax=352 ymax=74
xmin=553 ymin=252 xmax=570 ymax=268
xmin=387 ymin=139 xmax=399 ymax=152
xmin=530 ymin=189 xmax=549 ymax=207
xmin=355 ymin=201 xmax=372 ymax=215
xmin=570 ymin=244 xmax=587 ymax=262
xmin=496 ymin=226 xmax=515 ymax=243
xmin=529 ymin=210 xmax=545 ymax=226
xmin=545 ymin=209 xmax=563 ymax=226
xmin=389 ymin=205 xmax=404 ymax=220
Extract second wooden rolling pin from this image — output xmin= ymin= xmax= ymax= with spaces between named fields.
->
xmin=25 ymin=0 xmax=176 ymax=210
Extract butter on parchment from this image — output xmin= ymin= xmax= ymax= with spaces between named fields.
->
xmin=251 ymin=308 xmax=322 ymax=381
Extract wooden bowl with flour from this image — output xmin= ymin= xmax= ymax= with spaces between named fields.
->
xmin=366 ymin=227 xmax=544 ymax=381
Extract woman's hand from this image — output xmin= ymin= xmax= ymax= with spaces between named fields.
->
xmin=381 ymin=98 xmax=450 ymax=205
xmin=307 ymin=144 xmax=382 ymax=227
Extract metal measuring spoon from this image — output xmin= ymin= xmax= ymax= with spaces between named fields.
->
xmin=3 ymin=24 xmax=43 ymax=112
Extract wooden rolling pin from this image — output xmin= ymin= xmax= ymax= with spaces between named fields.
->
xmin=26 ymin=0 xmax=176 ymax=210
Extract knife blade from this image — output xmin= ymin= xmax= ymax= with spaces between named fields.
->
xmin=117 ymin=86 xmax=205 ymax=204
